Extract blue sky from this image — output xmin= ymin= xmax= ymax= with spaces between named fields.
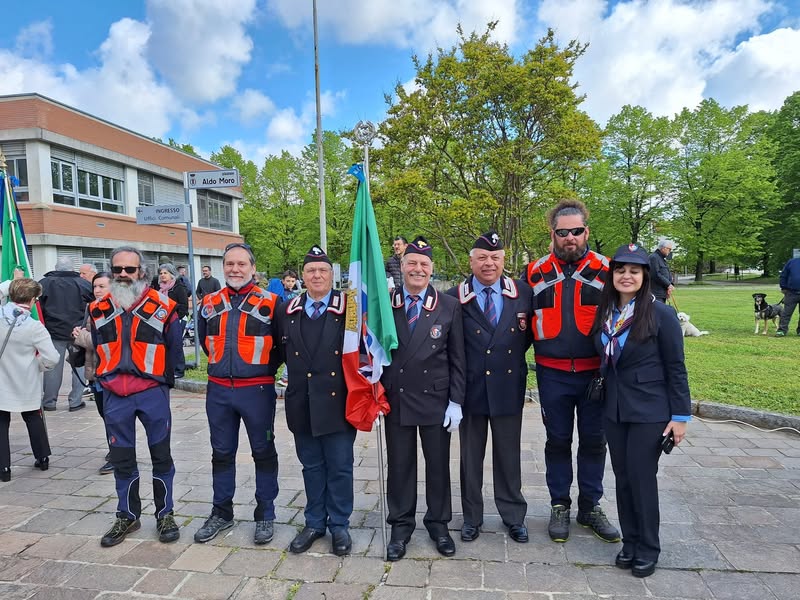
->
xmin=2 ymin=1 xmax=800 ymax=164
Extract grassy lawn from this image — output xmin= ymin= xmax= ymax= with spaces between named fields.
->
xmin=528 ymin=282 xmax=799 ymax=416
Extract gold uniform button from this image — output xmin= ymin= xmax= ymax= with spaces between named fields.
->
xmin=486 ymin=370 xmax=491 ymax=375
xmin=335 ymin=350 xmax=339 ymax=355
xmin=331 ymin=371 xmax=336 ymax=376
xmin=331 ymin=392 xmax=336 ymax=396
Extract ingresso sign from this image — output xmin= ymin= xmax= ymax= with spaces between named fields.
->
xmin=187 ymin=169 xmax=240 ymax=189
xmin=135 ymin=204 xmax=192 ymax=225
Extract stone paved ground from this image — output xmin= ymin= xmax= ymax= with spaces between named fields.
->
xmin=1 ymin=374 xmax=799 ymax=599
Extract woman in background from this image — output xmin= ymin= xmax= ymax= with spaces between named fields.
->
xmin=158 ymin=263 xmax=188 ymax=378
xmin=73 ymin=271 xmax=114 ymax=474
xmin=591 ymin=244 xmax=691 ymax=578
xmin=0 ymin=278 xmax=59 ymax=482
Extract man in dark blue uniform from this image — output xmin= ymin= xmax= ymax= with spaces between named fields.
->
xmin=381 ymin=236 xmax=466 ymax=561
xmin=194 ymin=243 xmax=281 ymax=545
xmin=274 ymin=245 xmax=356 ymax=556
xmin=448 ymin=232 xmax=532 ymax=544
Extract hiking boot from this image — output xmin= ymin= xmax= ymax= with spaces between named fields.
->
xmin=254 ymin=520 xmax=274 ymax=545
xmin=194 ymin=514 xmax=234 ymax=543
xmin=101 ymin=517 xmax=141 ymax=547
xmin=157 ymin=512 xmax=180 ymax=543
xmin=577 ymin=505 xmax=621 ymax=542
xmin=548 ymin=504 xmax=570 ymax=542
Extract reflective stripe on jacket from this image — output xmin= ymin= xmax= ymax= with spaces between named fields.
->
xmin=201 ymin=286 xmax=279 ymax=379
xmin=90 ymin=289 xmax=176 ymax=383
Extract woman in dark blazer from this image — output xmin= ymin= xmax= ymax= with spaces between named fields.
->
xmin=591 ymin=244 xmax=691 ymax=578
xmin=158 ymin=263 xmax=188 ymax=377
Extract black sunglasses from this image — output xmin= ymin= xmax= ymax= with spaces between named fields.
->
xmin=111 ymin=266 xmax=139 ymax=274
xmin=224 ymin=242 xmax=252 ymax=252
xmin=554 ymin=227 xmax=586 ymax=238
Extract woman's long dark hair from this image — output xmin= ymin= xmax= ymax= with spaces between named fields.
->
xmin=591 ymin=261 xmax=657 ymax=341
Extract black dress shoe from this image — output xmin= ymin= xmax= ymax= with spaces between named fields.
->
xmin=432 ymin=533 xmax=456 ymax=557
xmin=507 ymin=524 xmax=529 ymax=543
xmin=331 ymin=529 xmax=352 ymax=556
xmin=615 ymin=549 xmax=635 ymax=569
xmin=1 ymin=467 xmax=10 ymax=482
xmin=461 ymin=523 xmax=480 ymax=542
xmin=34 ymin=457 xmax=49 ymax=471
xmin=289 ymin=526 xmax=326 ymax=553
xmin=386 ymin=539 xmax=407 ymax=561
xmin=69 ymin=401 xmax=86 ymax=412
xmin=632 ymin=558 xmax=657 ymax=578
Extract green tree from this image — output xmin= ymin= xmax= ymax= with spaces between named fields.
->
xmin=673 ymin=100 xmax=778 ymax=280
xmin=377 ymin=23 xmax=601 ymax=275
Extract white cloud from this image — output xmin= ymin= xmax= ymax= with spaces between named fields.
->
xmin=706 ymin=27 xmax=800 ymax=111
xmin=536 ymin=0 xmax=780 ymax=122
xmin=232 ymin=88 xmax=276 ymax=124
xmin=15 ymin=20 xmax=54 ymax=59
xmin=266 ymin=0 xmax=522 ymax=50
xmin=145 ymin=0 xmax=257 ymax=103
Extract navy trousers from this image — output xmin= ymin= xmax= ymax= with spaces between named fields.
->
xmin=293 ymin=428 xmax=356 ymax=532
xmin=104 ymin=385 xmax=175 ymax=520
xmin=206 ymin=382 xmax=279 ymax=521
xmin=536 ymin=365 xmax=606 ymax=513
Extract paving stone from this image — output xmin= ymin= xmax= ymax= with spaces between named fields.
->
xmin=715 ymin=540 xmax=800 ymax=573
xmin=455 ymin=532 xmax=506 ymax=562
xmin=21 ymin=535 xmax=87 ymax=560
xmin=428 ymin=558 xmax=482 ymax=589
xmin=132 ymin=569 xmax=188 ymax=595
xmin=0 ymin=555 xmax=44 ymax=582
xmin=15 ymin=510 xmax=86 ymax=534
xmin=64 ymin=563 xmax=148 ymax=591
xmin=585 ymin=565 xmax=647 ymax=595
xmin=67 ymin=536 xmax=138 ymax=564
xmin=657 ymin=540 xmax=731 ymax=570
xmin=702 ymin=571 xmax=780 ymax=600
xmin=26 ymin=586 xmax=98 ymax=600
xmin=20 ymin=559 xmax=82 ymax=586
xmin=174 ymin=572 xmax=242 ymax=600
xmin=429 ymin=590 xmax=506 ymax=600
xmin=384 ymin=558 xmax=430 ymax=587
xmin=334 ymin=555 xmax=387 ymax=584
xmin=233 ymin=577 xmax=293 ymax=600
xmin=294 ymin=582 xmax=369 ymax=600
xmin=0 ymin=531 xmax=44 ymax=555
xmin=114 ymin=540 xmax=188 ymax=568
xmin=644 ymin=568 xmax=713 ymax=599
xmin=482 ymin=560 xmax=526 ymax=591
xmin=371 ymin=585 xmax=427 ymax=600
xmin=169 ymin=543 xmax=231 ymax=572
xmin=217 ymin=547 xmax=282 ymax=577
xmin=274 ymin=552 xmax=340 ymax=582
xmin=0 ymin=505 xmax=40 ymax=529
xmin=525 ymin=564 xmax=591 ymax=594
xmin=758 ymin=573 xmax=800 ymax=600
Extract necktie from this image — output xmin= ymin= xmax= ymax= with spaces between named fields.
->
xmin=483 ymin=288 xmax=497 ymax=326
xmin=407 ymin=295 xmax=420 ymax=331
xmin=310 ymin=301 xmax=324 ymax=320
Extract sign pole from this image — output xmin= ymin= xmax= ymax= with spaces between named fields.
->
xmin=183 ymin=174 xmax=202 ymax=369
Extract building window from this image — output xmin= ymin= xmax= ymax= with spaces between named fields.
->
xmin=5 ymin=157 xmax=29 ymax=202
xmin=51 ymin=159 xmax=125 ymax=213
xmin=197 ymin=190 xmax=233 ymax=231
xmin=138 ymin=172 xmax=155 ymax=206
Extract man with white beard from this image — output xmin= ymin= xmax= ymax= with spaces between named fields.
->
xmin=89 ymin=246 xmax=184 ymax=547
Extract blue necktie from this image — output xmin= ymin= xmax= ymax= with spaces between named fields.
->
xmin=407 ymin=295 xmax=420 ymax=332
xmin=310 ymin=301 xmax=324 ymax=320
xmin=483 ymin=288 xmax=497 ymax=326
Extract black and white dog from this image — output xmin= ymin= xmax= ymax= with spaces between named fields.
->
xmin=753 ymin=293 xmax=783 ymax=335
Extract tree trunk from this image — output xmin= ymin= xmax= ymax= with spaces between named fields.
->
xmin=694 ymin=251 xmax=704 ymax=282
xmin=762 ymin=251 xmax=770 ymax=277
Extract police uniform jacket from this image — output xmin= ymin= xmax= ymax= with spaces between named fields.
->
xmin=446 ymin=275 xmax=532 ymax=417
xmin=594 ymin=300 xmax=691 ymax=424
xmin=381 ymin=285 xmax=466 ymax=426
xmin=274 ymin=290 xmax=351 ymax=437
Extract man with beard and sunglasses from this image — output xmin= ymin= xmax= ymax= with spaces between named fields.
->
xmin=90 ymin=246 xmax=183 ymax=547
xmin=524 ymin=200 xmax=620 ymax=546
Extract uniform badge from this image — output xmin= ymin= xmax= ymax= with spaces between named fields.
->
xmin=201 ymin=305 xmax=214 ymax=319
xmin=517 ymin=312 xmax=527 ymax=331
xmin=430 ymin=324 xmax=442 ymax=339
xmin=155 ymin=308 xmax=168 ymax=321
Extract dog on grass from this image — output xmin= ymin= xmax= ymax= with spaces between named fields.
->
xmin=676 ymin=312 xmax=709 ymax=337
xmin=752 ymin=293 xmax=783 ymax=335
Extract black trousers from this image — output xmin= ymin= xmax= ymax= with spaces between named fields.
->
xmin=604 ymin=418 xmax=667 ymax=562
xmin=460 ymin=411 xmax=526 ymax=527
xmin=0 ymin=409 xmax=51 ymax=468
xmin=384 ymin=412 xmax=452 ymax=540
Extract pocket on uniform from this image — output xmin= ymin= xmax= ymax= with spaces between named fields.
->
xmin=434 ymin=376 xmax=449 ymax=391
xmin=636 ymin=369 xmax=664 ymax=383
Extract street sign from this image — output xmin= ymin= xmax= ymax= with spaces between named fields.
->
xmin=186 ymin=169 xmax=240 ymax=189
xmin=136 ymin=204 xmax=192 ymax=225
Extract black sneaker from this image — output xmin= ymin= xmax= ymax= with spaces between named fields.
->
xmin=157 ymin=512 xmax=180 ymax=543
xmin=101 ymin=517 xmax=141 ymax=547
xmin=577 ymin=505 xmax=621 ymax=542
xmin=548 ymin=504 xmax=570 ymax=542
xmin=194 ymin=514 xmax=234 ymax=543
xmin=98 ymin=461 xmax=114 ymax=475
xmin=254 ymin=520 xmax=274 ymax=545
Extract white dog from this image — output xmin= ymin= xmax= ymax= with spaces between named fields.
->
xmin=676 ymin=312 xmax=709 ymax=337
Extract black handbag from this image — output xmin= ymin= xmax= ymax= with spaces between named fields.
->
xmin=586 ymin=375 xmax=605 ymax=402
xmin=65 ymin=343 xmax=86 ymax=368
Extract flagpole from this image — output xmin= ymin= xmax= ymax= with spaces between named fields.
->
xmin=313 ymin=0 xmax=327 ymax=251
xmin=354 ymin=120 xmax=388 ymax=558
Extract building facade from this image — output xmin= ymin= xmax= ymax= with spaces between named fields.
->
xmin=0 ymin=93 xmax=243 ymax=283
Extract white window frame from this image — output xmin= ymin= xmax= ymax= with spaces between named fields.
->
xmin=138 ymin=172 xmax=155 ymax=206
xmin=5 ymin=157 xmax=29 ymax=202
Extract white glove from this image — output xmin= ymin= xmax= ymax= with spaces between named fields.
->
xmin=442 ymin=401 xmax=462 ymax=433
